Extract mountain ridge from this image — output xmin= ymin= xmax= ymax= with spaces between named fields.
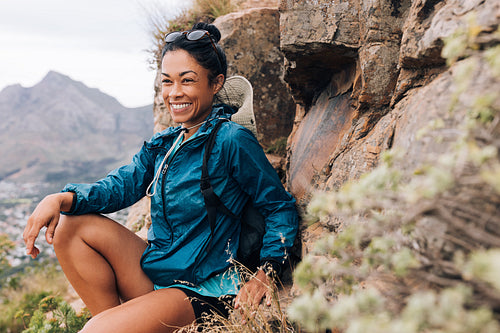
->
xmin=0 ymin=71 xmax=154 ymax=185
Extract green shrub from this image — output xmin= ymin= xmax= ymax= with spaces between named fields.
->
xmin=21 ymin=295 xmax=91 ymax=333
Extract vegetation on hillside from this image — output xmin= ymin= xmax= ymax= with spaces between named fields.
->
xmin=0 ymin=243 xmax=91 ymax=333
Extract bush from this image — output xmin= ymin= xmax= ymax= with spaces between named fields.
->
xmin=0 ymin=262 xmax=88 ymax=332
xmin=20 ymin=295 xmax=91 ymax=333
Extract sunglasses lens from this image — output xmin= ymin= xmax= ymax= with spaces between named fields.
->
xmin=165 ymin=31 xmax=183 ymax=43
xmin=186 ymin=30 xmax=208 ymax=41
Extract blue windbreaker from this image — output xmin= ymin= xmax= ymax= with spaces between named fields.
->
xmin=62 ymin=104 xmax=298 ymax=286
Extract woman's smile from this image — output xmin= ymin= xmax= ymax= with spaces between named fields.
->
xmin=169 ymin=103 xmax=192 ymax=113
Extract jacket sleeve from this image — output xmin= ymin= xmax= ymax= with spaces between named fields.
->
xmin=222 ymin=125 xmax=299 ymax=265
xmin=61 ymin=142 xmax=157 ymax=215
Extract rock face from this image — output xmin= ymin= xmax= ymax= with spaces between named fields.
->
xmin=283 ymin=0 xmax=500 ymax=208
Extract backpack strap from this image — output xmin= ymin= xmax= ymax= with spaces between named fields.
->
xmin=200 ymin=119 xmax=239 ymax=251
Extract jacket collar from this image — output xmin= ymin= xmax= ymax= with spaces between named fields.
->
xmin=153 ymin=104 xmax=236 ymax=142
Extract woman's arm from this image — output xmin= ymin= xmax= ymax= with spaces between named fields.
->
xmin=62 ymin=141 xmax=157 ymax=215
xmin=23 ymin=191 xmax=74 ymax=259
xmin=222 ymin=125 xmax=299 ymax=313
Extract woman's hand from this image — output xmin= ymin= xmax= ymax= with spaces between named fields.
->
xmin=234 ymin=269 xmax=274 ymax=318
xmin=23 ymin=192 xmax=74 ymax=259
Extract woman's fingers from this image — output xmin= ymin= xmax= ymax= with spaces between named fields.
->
xmin=45 ymin=215 xmax=59 ymax=244
xmin=29 ymin=246 xmax=40 ymax=259
xmin=23 ymin=216 xmax=40 ymax=256
xmin=23 ymin=193 xmax=67 ymax=257
xmin=234 ymin=269 xmax=273 ymax=318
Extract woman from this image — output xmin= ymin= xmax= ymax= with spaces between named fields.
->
xmin=23 ymin=22 xmax=298 ymax=332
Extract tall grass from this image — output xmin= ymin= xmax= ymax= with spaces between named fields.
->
xmin=181 ymin=265 xmax=299 ymax=332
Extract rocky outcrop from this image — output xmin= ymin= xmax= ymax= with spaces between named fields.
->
xmin=283 ymin=0 xmax=500 ymax=208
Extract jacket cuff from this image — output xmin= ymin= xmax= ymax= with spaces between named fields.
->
xmin=60 ymin=189 xmax=77 ymax=214
xmin=259 ymin=258 xmax=283 ymax=279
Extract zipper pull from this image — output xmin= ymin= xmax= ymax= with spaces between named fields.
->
xmin=161 ymin=163 xmax=169 ymax=175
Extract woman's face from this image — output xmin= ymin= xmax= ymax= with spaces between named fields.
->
xmin=161 ymin=49 xmax=223 ymax=129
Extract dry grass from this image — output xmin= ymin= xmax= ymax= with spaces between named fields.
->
xmin=178 ymin=265 xmax=299 ymax=332
xmin=142 ymin=0 xmax=241 ymax=69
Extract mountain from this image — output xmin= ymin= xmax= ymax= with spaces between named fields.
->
xmin=0 ymin=71 xmax=154 ymax=185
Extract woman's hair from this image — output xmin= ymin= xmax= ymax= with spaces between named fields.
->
xmin=161 ymin=22 xmax=227 ymax=84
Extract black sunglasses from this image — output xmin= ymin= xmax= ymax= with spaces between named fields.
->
xmin=164 ymin=30 xmax=223 ymax=66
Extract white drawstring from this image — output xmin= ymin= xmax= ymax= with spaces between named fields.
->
xmin=145 ymin=120 xmax=208 ymax=197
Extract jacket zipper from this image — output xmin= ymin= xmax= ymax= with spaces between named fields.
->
xmin=160 ymin=134 xmax=208 ymax=240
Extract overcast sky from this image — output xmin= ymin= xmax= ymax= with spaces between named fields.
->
xmin=0 ymin=0 xmax=188 ymax=107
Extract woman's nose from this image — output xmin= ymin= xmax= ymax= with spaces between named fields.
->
xmin=170 ymin=82 xmax=183 ymax=97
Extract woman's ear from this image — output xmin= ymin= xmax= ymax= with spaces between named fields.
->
xmin=212 ymin=74 xmax=225 ymax=94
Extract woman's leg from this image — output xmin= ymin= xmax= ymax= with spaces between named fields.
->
xmin=81 ymin=288 xmax=196 ymax=333
xmin=53 ymin=214 xmax=153 ymax=315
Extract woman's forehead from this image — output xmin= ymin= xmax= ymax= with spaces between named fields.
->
xmin=161 ymin=49 xmax=205 ymax=75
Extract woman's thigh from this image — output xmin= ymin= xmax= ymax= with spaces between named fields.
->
xmin=54 ymin=214 xmax=153 ymax=300
xmin=81 ymin=288 xmax=196 ymax=333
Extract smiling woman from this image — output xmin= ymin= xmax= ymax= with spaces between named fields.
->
xmin=23 ymin=22 xmax=299 ymax=332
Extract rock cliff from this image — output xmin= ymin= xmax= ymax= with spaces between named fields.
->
xmin=281 ymin=0 xmax=499 ymax=245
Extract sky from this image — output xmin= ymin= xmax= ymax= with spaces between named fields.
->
xmin=0 ymin=0 xmax=189 ymax=108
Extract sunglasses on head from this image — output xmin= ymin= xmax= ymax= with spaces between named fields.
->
xmin=164 ymin=29 xmax=223 ymax=66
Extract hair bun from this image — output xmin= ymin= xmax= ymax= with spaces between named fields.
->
xmin=192 ymin=22 xmax=222 ymax=43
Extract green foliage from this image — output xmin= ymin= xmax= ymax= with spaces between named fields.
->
xmin=441 ymin=13 xmax=482 ymax=65
xmin=193 ymin=0 xmax=236 ymax=21
xmin=266 ymin=137 xmax=288 ymax=156
xmin=484 ymin=43 xmax=500 ymax=77
xmin=21 ymin=295 xmax=91 ymax=333
xmin=2 ymin=291 xmax=51 ymax=332
xmin=0 ymin=262 xmax=87 ymax=333
xmin=0 ymin=233 xmax=15 ymax=278
xmin=461 ymin=249 xmax=500 ymax=292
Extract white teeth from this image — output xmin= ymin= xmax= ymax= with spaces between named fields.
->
xmin=171 ymin=103 xmax=190 ymax=110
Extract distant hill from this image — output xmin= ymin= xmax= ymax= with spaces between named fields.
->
xmin=0 ymin=71 xmax=154 ymax=186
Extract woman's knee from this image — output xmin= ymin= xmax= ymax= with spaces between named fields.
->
xmin=52 ymin=214 xmax=88 ymax=250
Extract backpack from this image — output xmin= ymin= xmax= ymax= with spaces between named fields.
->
xmin=201 ymin=76 xmax=265 ymax=272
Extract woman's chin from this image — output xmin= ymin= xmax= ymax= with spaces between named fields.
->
xmin=170 ymin=113 xmax=188 ymax=124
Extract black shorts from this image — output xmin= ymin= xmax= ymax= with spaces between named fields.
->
xmin=177 ymin=287 xmax=235 ymax=322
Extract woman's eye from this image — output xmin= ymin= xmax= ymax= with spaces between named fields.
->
xmin=183 ymin=78 xmax=194 ymax=83
xmin=162 ymin=79 xmax=172 ymax=84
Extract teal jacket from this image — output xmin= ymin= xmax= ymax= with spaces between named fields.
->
xmin=62 ymin=105 xmax=298 ymax=286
